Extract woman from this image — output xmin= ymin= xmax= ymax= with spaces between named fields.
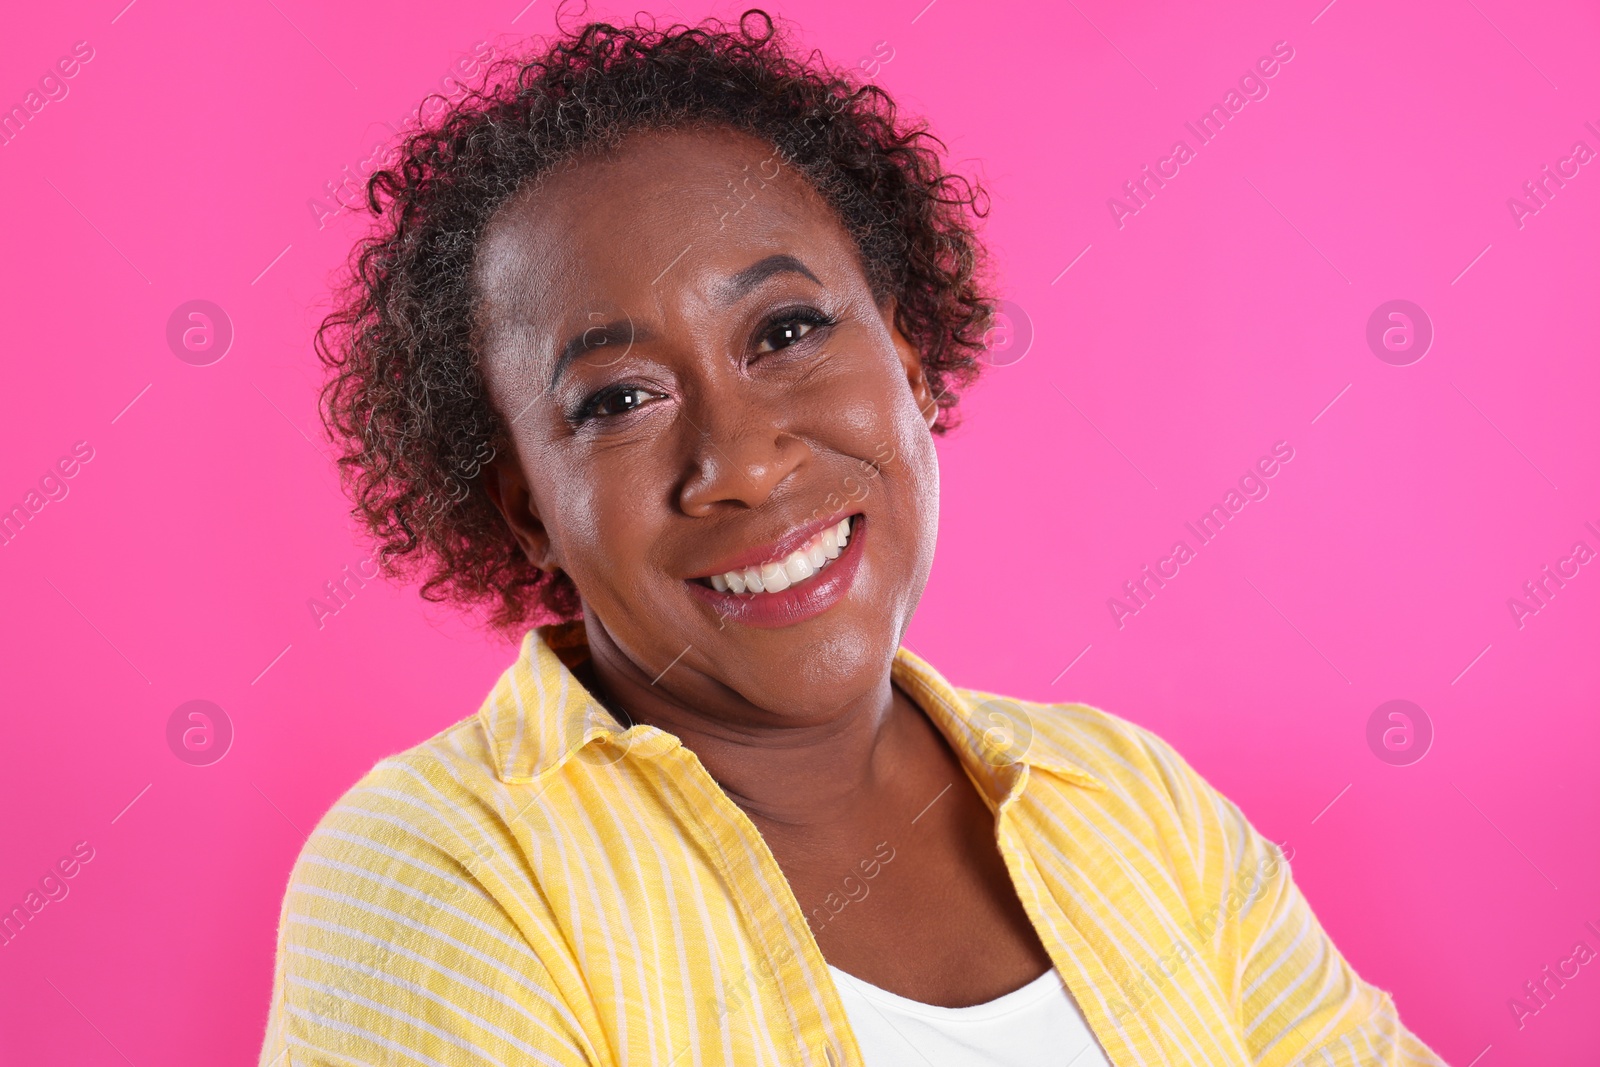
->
xmin=259 ymin=13 xmax=1445 ymax=1066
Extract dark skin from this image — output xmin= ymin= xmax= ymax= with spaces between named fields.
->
xmin=476 ymin=126 xmax=1051 ymax=1008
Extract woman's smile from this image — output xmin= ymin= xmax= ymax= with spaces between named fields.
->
xmin=687 ymin=512 xmax=864 ymax=628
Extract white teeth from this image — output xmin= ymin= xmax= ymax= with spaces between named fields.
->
xmin=760 ymin=562 xmax=790 ymax=593
xmin=708 ymin=516 xmax=858 ymax=597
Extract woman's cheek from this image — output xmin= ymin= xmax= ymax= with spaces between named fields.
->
xmin=581 ymin=454 xmax=674 ymax=591
xmin=546 ymin=462 xmax=619 ymax=579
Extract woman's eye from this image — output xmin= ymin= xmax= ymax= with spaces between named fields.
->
xmin=756 ymin=316 xmax=825 ymax=354
xmin=580 ymin=386 xmax=658 ymax=421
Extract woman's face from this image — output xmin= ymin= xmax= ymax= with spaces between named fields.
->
xmin=474 ymin=126 xmax=941 ymax=717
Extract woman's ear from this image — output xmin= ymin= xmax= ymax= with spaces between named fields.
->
xmin=482 ymin=457 xmax=559 ymax=573
xmin=880 ymin=298 xmax=938 ymax=429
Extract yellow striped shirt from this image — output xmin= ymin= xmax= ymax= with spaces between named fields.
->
xmin=258 ymin=622 xmax=1446 ymax=1067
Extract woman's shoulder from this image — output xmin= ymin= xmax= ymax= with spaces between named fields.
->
xmin=953 ymin=686 xmax=1183 ymax=768
xmin=261 ymin=716 xmax=595 ymax=1066
xmin=952 ymin=686 xmax=1228 ymax=821
xmin=282 ymin=713 xmax=518 ymax=906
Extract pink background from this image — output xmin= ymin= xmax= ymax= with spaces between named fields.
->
xmin=1 ymin=0 xmax=1596 ymax=1062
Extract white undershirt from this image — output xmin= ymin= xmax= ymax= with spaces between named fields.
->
xmin=828 ymin=964 xmax=1115 ymax=1067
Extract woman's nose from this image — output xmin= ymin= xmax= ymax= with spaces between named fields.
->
xmin=676 ymin=402 xmax=809 ymax=515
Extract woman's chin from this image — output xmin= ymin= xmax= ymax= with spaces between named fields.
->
xmin=703 ymin=597 xmax=905 ymax=714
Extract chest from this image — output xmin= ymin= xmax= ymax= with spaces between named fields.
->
xmin=506 ymin=762 xmax=1249 ymax=1067
xmin=755 ymin=776 xmax=1055 ymax=1007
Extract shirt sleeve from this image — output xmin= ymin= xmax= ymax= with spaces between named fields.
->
xmin=256 ymin=758 xmax=595 ymax=1067
xmin=1134 ymin=730 xmax=1450 ymax=1067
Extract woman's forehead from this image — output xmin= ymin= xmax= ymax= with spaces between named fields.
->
xmin=473 ymin=126 xmax=857 ymax=337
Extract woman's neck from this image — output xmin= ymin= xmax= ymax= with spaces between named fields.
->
xmin=576 ymin=614 xmax=917 ymax=830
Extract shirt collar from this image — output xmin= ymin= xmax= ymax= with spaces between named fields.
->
xmin=480 ymin=622 xmax=1106 ymax=796
xmin=478 ymin=621 xmax=634 ymax=784
xmin=889 ymin=645 xmax=1107 ymax=803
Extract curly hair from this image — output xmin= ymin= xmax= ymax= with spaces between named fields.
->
xmin=317 ymin=8 xmax=995 ymax=631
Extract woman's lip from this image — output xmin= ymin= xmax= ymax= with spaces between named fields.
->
xmin=689 ymin=509 xmax=858 ymax=579
xmin=686 ymin=515 xmax=865 ymax=628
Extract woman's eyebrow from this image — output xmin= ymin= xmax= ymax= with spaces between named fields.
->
xmin=719 ymin=254 xmax=821 ymax=303
xmin=550 ymin=319 xmax=651 ymax=387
